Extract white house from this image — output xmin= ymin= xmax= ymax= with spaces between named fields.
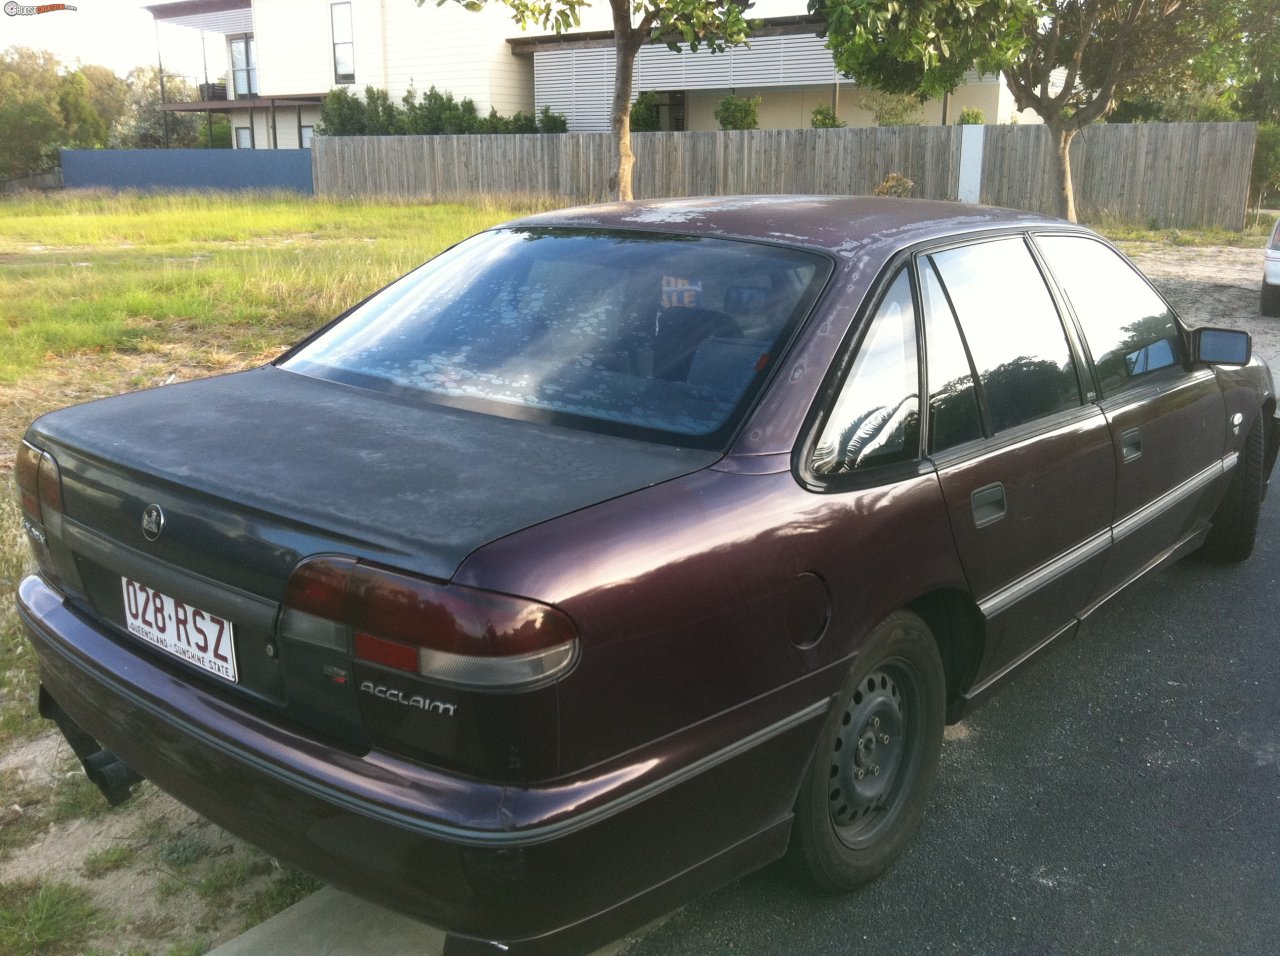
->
xmin=146 ymin=0 xmax=1041 ymax=147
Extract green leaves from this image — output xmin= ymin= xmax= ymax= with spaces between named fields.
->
xmin=812 ymin=0 xmax=1043 ymax=97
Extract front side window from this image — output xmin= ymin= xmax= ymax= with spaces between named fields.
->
xmin=282 ymin=229 xmax=828 ymax=448
xmin=1035 ymin=235 xmax=1182 ymax=397
xmin=812 ymin=270 xmax=920 ymax=474
xmin=928 ymin=237 xmax=1080 ymax=433
xmin=300 ymin=125 xmax=314 ymax=148
xmin=230 ymin=35 xmax=256 ymax=97
xmin=332 ymin=2 xmax=355 ymax=84
xmin=234 ymin=126 xmax=252 ymax=149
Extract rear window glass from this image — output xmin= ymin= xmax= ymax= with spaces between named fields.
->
xmin=282 ymin=229 xmax=828 ymax=447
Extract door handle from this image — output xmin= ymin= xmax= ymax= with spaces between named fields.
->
xmin=1121 ymin=427 xmax=1142 ymax=463
xmin=971 ymin=482 xmax=1006 ymax=528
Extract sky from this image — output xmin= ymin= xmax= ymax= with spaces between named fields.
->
xmin=0 ymin=0 xmax=215 ymax=76
xmin=2 ymin=0 xmax=808 ymax=80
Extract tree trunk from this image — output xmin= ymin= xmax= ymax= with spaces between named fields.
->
xmin=1048 ymin=123 xmax=1079 ymax=222
xmin=608 ymin=1 xmax=640 ymax=201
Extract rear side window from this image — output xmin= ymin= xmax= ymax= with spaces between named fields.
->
xmin=1035 ymin=235 xmax=1182 ymax=397
xmin=812 ymin=270 xmax=920 ymax=474
xmin=928 ymin=238 xmax=1081 ymax=433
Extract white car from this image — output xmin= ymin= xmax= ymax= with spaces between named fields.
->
xmin=1264 ymin=218 xmax=1280 ymax=316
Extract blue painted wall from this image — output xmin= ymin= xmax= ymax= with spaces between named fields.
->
xmin=62 ymin=149 xmax=314 ymax=194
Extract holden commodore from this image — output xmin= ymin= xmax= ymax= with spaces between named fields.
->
xmin=16 ymin=196 xmax=1278 ymax=955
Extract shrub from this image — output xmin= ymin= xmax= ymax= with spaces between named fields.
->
xmin=872 ymin=172 xmax=914 ymax=197
xmin=537 ymin=105 xmax=568 ymax=133
xmin=631 ymin=91 xmax=660 ymax=132
xmin=315 ymin=87 xmax=366 ymax=136
xmin=868 ymin=93 xmax=922 ymax=127
xmin=715 ymin=94 xmax=762 ymax=131
xmin=811 ymin=104 xmax=846 ymax=129
xmin=319 ymin=85 xmax=565 ymax=137
xmin=956 ymin=107 xmax=985 ymax=125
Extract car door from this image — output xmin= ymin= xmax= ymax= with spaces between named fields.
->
xmin=920 ymin=236 xmax=1117 ymax=684
xmin=1033 ymin=234 xmax=1228 ymax=605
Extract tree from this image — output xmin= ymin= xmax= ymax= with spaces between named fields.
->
xmin=113 ymin=66 xmax=201 ymax=148
xmin=58 ymin=70 xmax=108 ymax=147
xmin=427 ymin=0 xmax=752 ymax=200
xmin=0 ymin=47 xmax=66 ymax=178
xmin=80 ymin=64 xmax=130 ymax=139
xmin=812 ymin=0 xmax=1249 ymax=221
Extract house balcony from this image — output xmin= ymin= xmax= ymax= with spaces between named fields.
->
xmin=146 ymin=0 xmax=327 ymax=146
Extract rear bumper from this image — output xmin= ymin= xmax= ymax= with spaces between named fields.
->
xmin=18 ymin=573 xmax=825 ymax=954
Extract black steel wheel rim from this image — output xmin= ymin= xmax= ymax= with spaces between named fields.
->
xmin=827 ymin=660 xmax=922 ymax=848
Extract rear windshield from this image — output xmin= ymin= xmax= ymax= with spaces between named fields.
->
xmin=281 ymin=228 xmax=829 ymax=447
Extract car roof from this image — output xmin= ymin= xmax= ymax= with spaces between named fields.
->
xmin=507 ymin=195 xmax=1074 ymax=257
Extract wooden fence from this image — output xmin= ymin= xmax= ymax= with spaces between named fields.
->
xmin=313 ymin=121 xmax=1256 ymax=230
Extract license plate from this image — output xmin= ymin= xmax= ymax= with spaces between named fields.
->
xmin=120 ymin=577 xmax=238 ymax=683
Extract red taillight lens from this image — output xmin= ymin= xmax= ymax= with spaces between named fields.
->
xmin=15 ymin=440 xmax=63 ymax=526
xmin=281 ymin=555 xmax=578 ymax=688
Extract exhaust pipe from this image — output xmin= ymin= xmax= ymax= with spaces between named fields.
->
xmin=38 ymin=686 xmax=144 ymax=807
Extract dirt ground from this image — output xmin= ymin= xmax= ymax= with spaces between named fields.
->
xmin=1125 ymin=243 xmax=1279 ymax=362
xmin=0 ymin=242 xmax=1273 ymax=956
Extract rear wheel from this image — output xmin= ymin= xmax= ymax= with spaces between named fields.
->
xmin=1202 ymin=415 xmax=1266 ymax=562
xmin=791 ymin=610 xmax=945 ymax=891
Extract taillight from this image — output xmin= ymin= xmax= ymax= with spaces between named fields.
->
xmin=16 ymin=440 xmax=63 ymax=530
xmin=15 ymin=440 xmax=64 ymax=583
xmin=280 ymin=555 xmax=579 ymax=689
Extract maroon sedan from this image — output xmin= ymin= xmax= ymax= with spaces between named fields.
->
xmin=16 ymin=197 xmax=1277 ymax=954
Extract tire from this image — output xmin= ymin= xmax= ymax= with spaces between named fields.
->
xmin=1262 ymin=283 xmax=1280 ymax=318
xmin=790 ymin=610 xmax=946 ymax=891
xmin=1202 ymin=414 xmax=1265 ymax=562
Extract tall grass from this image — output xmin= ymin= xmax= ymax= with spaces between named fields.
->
xmin=0 ymin=190 xmax=559 ymax=383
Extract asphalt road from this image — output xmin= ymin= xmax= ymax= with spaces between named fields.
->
xmin=621 ymin=486 xmax=1280 ymax=955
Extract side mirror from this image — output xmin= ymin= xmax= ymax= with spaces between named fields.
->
xmin=1192 ymin=328 xmax=1251 ymax=366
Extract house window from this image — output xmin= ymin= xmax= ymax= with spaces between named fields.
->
xmin=331 ymin=2 xmax=355 ymax=84
xmin=235 ymin=126 xmax=253 ymax=149
xmin=230 ymin=35 xmax=257 ymax=98
xmin=300 ymin=125 xmax=314 ymax=148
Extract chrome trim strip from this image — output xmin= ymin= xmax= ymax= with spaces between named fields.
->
xmin=978 ymin=529 xmax=1111 ymax=619
xmin=965 ymin=619 xmax=1077 ymax=700
xmin=1113 ymin=456 xmax=1227 ymax=544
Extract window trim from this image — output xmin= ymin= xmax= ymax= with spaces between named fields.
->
xmin=228 ymin=33 xmax=256 ymax=98
xmin=795 ymin=226 xmax=1107 ymax=493
xmin=795 ymin=250 xmax=931 ymax=493
xmin=331 ymin=1 xmax=355 ymax=85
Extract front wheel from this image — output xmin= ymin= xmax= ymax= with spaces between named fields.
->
xmin=790 ymin=610 xmax=946 ymax=891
